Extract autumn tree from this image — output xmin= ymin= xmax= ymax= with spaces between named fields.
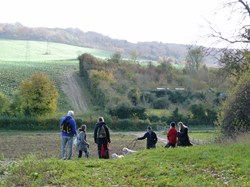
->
xmin=207 ymin=0 xmax=250 ymax=135
xmin=19 ymin=72 xmax=58 ymax=116
xmin=110 ymin=52 xmax=122 ymax=64
xmin=128 ymin=88 xmax=141 ymax=106
xmin=0 ymin=92 xmax=9 ymax=115
xmin=218 ymin=68 xmax=250 ymax=136
xmin=185 ymin=47 xmax=204 ymax=73
xmin=130 ymin=50 xmax=138 ymax=63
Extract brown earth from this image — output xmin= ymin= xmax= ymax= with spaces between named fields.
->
xmin=61 ymin=71 xmax=89 ymax=114
xmin=0 ymin=132 xmax=167 ymax=160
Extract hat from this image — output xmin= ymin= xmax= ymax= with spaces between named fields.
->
xmin=67 ymin=110 xmax=74 ymax=116
xmin=147 ymin=125 xmax=152 ymax=130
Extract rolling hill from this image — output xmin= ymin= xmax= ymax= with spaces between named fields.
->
xmin=0 ymin=22 xmax=192 ymax=62
xmin=0 ymin=39 xmax=112 ymax=61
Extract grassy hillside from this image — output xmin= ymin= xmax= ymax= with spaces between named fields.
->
xmin=0 ymin=39 xmax=113 ymax=114
xmin=0 ymin=60 xmax=78 ymax=111
xmin=0 ymin=39 xmax=112 ymax=61
xmin=1 ymin=139 xmax=249 ymax=186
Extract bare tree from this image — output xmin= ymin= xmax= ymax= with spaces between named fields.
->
xmin=185 ymin=46 xmax=205 ymax=73
xmin=207 ymin=0 xmax=250 ymax=47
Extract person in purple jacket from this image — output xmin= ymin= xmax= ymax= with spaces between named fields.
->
xmin=60 ymin=110 xmax=77 ymax=160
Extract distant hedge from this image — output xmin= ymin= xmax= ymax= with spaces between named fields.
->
xmin=0 ymin=117 xmax=84 ymax=131
xmin=0 ymin=114 xmax=216 ymax=131
xmin=0 ymin=117 xmax=153 ymax=131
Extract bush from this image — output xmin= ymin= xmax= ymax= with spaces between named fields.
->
xmin=0 ymin=117 xmax=83 ymax=131
xmin=153 ymin=98 xmax=169 ymax=109
xmin=109 ymin=103 xmax=146 ymax=120
xmin=218 ymin=71 xmax=250 ymax=136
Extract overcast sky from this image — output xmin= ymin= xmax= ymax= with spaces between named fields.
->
xmin=0 ymin=0 xmax=237 ymax=46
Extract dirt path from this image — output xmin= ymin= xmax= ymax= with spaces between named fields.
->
xmin=61 ymin=71 xmax=88 ymax=114
xmin=113 ymin=131 xmax=168 ymax=144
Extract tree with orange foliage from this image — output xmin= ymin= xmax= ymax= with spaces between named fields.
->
xmin=19 ymin=72 xmax=58 ymax=116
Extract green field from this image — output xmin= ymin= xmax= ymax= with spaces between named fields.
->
xmin=0 ymin=60 xmax=77 ymax=110
xmin=0 ymin=39 xmax=112 ymax=111
xmin=0 ymin=39 xmax=112 ymax=61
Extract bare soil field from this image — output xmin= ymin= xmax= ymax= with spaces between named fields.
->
xmin=0 ymin=132 xmax=167 ymax=160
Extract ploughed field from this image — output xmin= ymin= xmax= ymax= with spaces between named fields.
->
xmin=0 ymin=132 xmax=146 ymax=160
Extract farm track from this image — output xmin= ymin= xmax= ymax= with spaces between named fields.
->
xmin=61 ymin=71 xmax=88 ymax=114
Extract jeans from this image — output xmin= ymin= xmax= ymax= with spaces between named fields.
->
xmin=61 ymin=136 xmax=73 ymax=159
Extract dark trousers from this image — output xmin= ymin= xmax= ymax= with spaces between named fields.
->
xmin=78 ymin=150 xmax=89 ymax=158
xmin=97 ymin=143 xmax=109 ymax=159
xmin=165 ymin=142 xmax=176 ymax=148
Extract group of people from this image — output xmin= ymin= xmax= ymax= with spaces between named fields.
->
xmin=136 ymin=121 xmax=192 ymax=150
xmin=165 ymin=121 xmax=192 ymax=148
xmin=60 ymin=110 xmax=110 ymax=160
xmin=60 ymin=110 xmax=192 ymax=160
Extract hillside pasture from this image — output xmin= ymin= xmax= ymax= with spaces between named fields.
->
xmin=0 ymin=39 xmax=112 ymax=61
xmin=0 ymin=60 xmax=78 ymax=110
xmin=0 ymin=39 xmax=112 ymax=114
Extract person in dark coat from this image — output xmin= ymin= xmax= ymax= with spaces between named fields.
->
xmin=94 ymin=117 xmax=111 ymax=159
xmin=137 ymin=126 xmax=158 ymax=149
xmin=177 ymin=122 xmax=192 ymax=146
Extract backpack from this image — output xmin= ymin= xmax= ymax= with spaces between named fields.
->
xmin=97 ymin=125 xmax=107 ymax=138
xmin=61 ymin=116 xmax=72 ymax=134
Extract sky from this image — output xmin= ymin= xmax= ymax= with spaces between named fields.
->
xmin=0 ymin=0 xmax=240 ymax=47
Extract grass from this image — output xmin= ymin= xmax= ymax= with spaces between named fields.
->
xmin=0 ymin=39 xmax=112 ymax=112
xmin=0 ymin=39 xmax=112 ymax=61
xmin=1 ymin=132 xmax=250 ymax=186
xmin=0 ymin=60 xmax=77 ymax=111
xmin=146 ymin=109 xmax=171 ymax=117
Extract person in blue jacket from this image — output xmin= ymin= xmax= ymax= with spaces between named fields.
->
xmin=137 ymin=126 xmax=158 ymax=149
xmin=60 ymin=110 xmax=77 ymax=160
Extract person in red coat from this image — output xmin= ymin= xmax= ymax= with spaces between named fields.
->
xmin=165 ymin=122 xmax=178 ymax=148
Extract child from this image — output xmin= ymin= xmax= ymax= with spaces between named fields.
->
xmin=77 ymin=124 xmax=89 ymax=158
xmin=165 ymin=122 xmax=178 ymax=148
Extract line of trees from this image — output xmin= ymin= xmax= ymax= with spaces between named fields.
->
xmin=78 ymin=52 xmax=223 ymax=127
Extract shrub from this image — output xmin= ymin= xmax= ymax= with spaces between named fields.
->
xmin=153 ymin=98 xmax=169 ymax=109
xmin=218 ymin=71 xmax=250 ymax=136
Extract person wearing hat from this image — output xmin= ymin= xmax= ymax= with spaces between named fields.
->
xmin=60 ymin=110 xmax=77 ymax=160
xmin=165 ymin=122 xmax=178 ymax=148
xmin=137 ymin=126 xmax=158 ymax=149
